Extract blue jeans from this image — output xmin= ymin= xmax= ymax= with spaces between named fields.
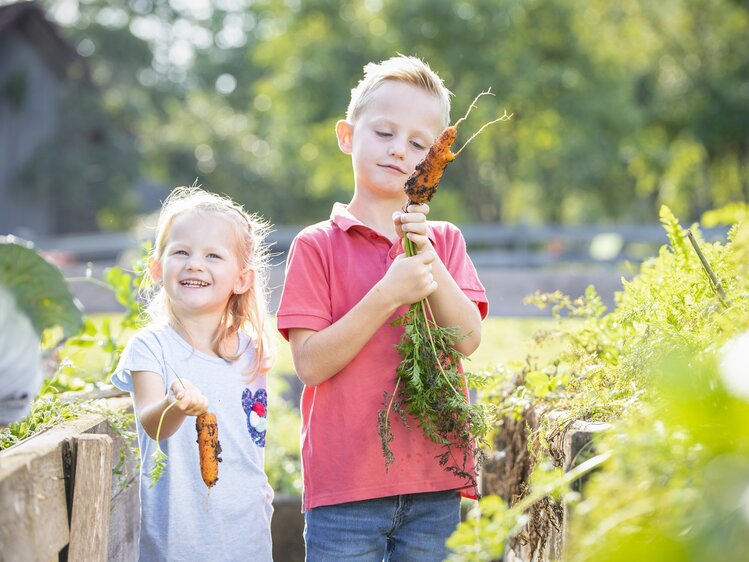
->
xmin=304 ymin=490 xmax=461 ymax=562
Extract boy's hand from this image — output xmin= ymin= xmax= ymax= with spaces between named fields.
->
xmin=380 ymin=250 xmax=438 ymax=307
xmin=169 ymin=379 xmax=209 ymax=416
xmin=394 ymin=204 xmax=433 ymax=253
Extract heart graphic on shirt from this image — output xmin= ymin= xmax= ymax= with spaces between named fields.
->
xmin=241 ymin=388 xmax=267 ymax=447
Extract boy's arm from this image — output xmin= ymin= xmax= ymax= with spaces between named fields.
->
xmin=289 ymin=250 xmax=438 ymax=387
xmin=424 ymin=258 xmax=483 ymax=355
xmin=396 ymin=206 xmax=483 ymax=356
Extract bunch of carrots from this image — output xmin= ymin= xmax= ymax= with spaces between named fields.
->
xmin=377 ymin=91 xmax=512 ymax=491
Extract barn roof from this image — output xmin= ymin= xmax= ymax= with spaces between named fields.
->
xmin=0 ymin=1 xmax=88 ymax=81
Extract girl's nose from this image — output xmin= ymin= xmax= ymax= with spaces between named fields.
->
xmin=186 ymin=257 xmax=204 ymax=270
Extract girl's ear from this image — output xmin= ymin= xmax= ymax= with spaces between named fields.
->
xmin=148 ymin=257 xmax=162 ymax=285
xmin=233 ymin=268 xmax=254 ymax=296
xmin=335 ymin=120 xmax=353 ymax=155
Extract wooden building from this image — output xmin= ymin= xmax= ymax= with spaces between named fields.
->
xmin=0 ymin=1 xmax=90 ymax=237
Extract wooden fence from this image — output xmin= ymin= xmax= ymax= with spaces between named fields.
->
xmin=0 ymin=395 xmax=307 ymax=562
xmin=0 ymin=396 xmax=138 ymax=562
xmin=31 ymin=224 xmax=730 ymax=267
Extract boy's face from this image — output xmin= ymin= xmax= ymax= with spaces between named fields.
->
xmin=336 ymin=80 xmax=445 ymax=203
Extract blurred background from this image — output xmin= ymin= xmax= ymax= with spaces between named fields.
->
xmin=1 ymin=0 xmax=746 ymax=318
xmin=2 ymin=4 xmax=748 ymax=558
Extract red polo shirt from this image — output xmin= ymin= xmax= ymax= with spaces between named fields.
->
xmin=277 ymin=203 xmax=488 ymax=511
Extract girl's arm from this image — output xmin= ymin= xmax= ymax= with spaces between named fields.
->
xmin=132 ymin=372 xmax=209 ymax=440
xmin=289 ymin=247 xmax=438 ymax=387
xmin=396 ymin=205 xmax=483 ymax=356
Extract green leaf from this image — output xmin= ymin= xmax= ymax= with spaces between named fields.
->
xmin=148 ymin=448 xmax=168 ymax=488
xmin=0 ymin=239 xmax=83 ymax=338
xmin=526 ymin=370 xmax=552 ymax=398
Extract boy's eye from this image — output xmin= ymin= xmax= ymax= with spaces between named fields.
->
xmin=174 ymin=250 xmax=189 ymax=256
xmin=375 ymin=131 xmax=392 ymax=138
xmin=207 ymin=253 xmax=222 ymax=259
xmin=411 ymin=141 xmax=427 ymax=150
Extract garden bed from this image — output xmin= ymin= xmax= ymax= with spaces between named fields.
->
xmin=0 ymin=395 xmax=138 ymax=561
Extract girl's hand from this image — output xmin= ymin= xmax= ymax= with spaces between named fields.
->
xmin=393 ymin=204 xmax=433 ymax=252
xmin=169 ymin=379 xmax=209 ymax=416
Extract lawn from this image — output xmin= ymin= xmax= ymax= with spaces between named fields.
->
xmin=268 ymin=315 xmax=565 ymax=384
xmin=55 ymin=313 xmax=567 ymax=494
xmin=75 ymin=314 xmax=564 ymax=387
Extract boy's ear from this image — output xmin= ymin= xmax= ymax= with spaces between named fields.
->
xmin=335 ymin=120 xmax=353 ymax=155
xmin=147 ymin=257 xmax=162 ymax=285
xmin=233 ymin=268 xmax=254 ymax=296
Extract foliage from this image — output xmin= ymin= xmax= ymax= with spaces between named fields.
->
xmin=447 ymin=208 xmax=749 ymax=559
xmin=378 ymin=236 xmax=495 ymax=489
xmin=0 ymin=257 xmax=144 ymax=445
xmin=14 ymin=0 xmax=748 ymax=228
xmin=0 ymin=238 xmax=83 ymax=339
xmin=0 ymin=391 xmax=134 ymax=449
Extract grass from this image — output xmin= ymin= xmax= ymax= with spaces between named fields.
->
xmin=268 ymin=315 xmax=566 ymax=385
xmin=79 ymin=313 xmax=564 ymax=385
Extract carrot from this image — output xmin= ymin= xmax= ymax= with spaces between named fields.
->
xmin=377 ymin=90 xmax=512 ymax=489
xmin=404 ymin=89 xmax=513 ymax=205
xmin=196 ymin=412 xmax=222 ymax=487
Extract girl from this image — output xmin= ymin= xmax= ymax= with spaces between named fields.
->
xmin=112 ymin=186 xmax=274 ymax=562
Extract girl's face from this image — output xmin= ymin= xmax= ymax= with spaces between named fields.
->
xmin=151 ymin=211 xmax=251 ymax=320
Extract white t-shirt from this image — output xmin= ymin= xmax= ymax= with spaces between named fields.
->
xmin=113 ymin=323 xmax=273 ymax=562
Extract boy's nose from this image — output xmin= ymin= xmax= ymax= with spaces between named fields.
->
xmin=388 ymin=144 xmax=406 ymax=160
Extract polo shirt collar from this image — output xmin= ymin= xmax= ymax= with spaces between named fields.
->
xmin=330 ymin=202 xmax=437 ymax=244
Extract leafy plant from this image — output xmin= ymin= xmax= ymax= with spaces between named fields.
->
xmin=448 ymin=207 xmax=749 ymax=559
xmin=0 ymin=238 xmax=83 ymax=339
xmin=377 ymin=235 xmax=495 ymax=489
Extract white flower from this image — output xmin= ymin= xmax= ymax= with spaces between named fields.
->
xmin=720 ymin=332 xmax=749 ymax=401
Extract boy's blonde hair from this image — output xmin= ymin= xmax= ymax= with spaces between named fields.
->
xmin=346 ymin=54 xmax=452 ymax=128
xmin=146 ymin=185 xmax=272 ymax=376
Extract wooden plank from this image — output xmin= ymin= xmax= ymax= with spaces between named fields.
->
xmin=80 ymin=396 xmax=138 ymax=499
xmin=67 ymin=434 xmax=113 ymax=562
xmin=107 ymin=483 xmax=140 ymax=562
xmin=0 ymin=446 xmax=69 ymax=562
xmin=0 ymin=414 xmax=109 ymax=562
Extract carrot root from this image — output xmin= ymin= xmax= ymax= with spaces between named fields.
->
xmin=196 ymin=412 xmax=222 ymax=488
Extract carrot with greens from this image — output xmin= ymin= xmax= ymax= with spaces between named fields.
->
xmin=148 ymin=377 xmax=222 ymax=489
xmin=404 ymin=89 xmax=513 ymax=205
xmin=378 ymin=91 xmax=511 ymax=491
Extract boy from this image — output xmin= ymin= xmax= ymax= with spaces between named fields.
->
xmin=277 ymin=54 xmax=488 ymax=561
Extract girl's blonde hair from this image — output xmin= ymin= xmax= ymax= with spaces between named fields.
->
xmin=346 ymin=54 xmax=453 ymax=128
xmin=146 ymin=185 xmax=273 ymax=377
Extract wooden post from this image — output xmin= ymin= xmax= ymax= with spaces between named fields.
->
xmin=67 ymin=434 xmax=113 ymax=562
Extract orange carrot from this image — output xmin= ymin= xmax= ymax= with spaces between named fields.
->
xmin=404 ymin=127 xmax=458 ymax=204
xmin=196 ymin=412 xmax=222 ymax=487
xmin=404 ymin=90 xmax=512 ymax=205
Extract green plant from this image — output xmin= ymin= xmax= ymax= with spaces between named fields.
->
xmin=377 ymin=234 xmax=495 ymax=489
xmin=448 ymin=207 xmax=749 ymax=559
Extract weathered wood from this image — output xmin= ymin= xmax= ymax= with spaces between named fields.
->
xmin=272 ymin=494 xmax=305 ymax=562
xmin=0 ymin=413 xmax=108 ymax=562
xmin=68 ymin=434 xmax=113 ymax=562
xmin=0 ymin=395 xmax=137 ymax=562
xmin=0 ymin=446 xmax=68 ymax=562
xmin=107 ymin=483 xmax=140 ymax=562
xmin=491 ymin=409 xmax=612 ymax=562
